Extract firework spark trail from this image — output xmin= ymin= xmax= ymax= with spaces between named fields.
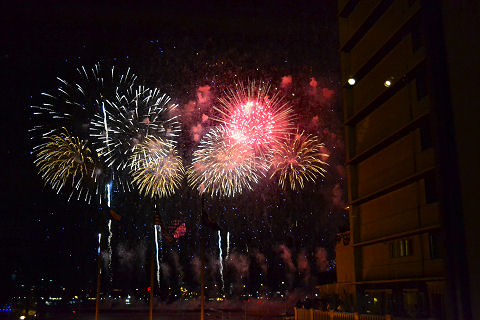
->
xmin=97 ymin=233 xmax=102 ymax=255
xmin=130 ymin=137 xmax=184 ymax=199
xmin=91 ymin=87 xmax=180 ymax=174
xmin=154 ymin=225 xmax=162 ymax=289
xmin=106 ymin=181 xmax=112 ymax=207
xmin=270 ymin=131 xmax=328 ymax=190
xmin=31 ymin=64 xmax=181 ymax=203
xmin=214 ymin=80 xmax=295 ymax=154
xmin=226 ymin=231 xmax=230 ymax=260
xmin=107 ymin=220 xmax=112 ymax=283
xmin=30 ymin=64 xmax=139 ymax=202
xmin=218 ymin=230 xmax=224 ymax=292
xmin=106 ymin=181 xmax=113 ymax=281
xmin=101 ymin=101 xmax=110 ymax=151
xmin=188 ymin=126 xmax=268 ymax=197
xmin=33 ymin=129 xmax=94 ymax=200
xmin=97 ymin=233 xmax=102 ymax=274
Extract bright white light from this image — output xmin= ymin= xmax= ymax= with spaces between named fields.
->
xmin=347 ymin=78 xmax=356 ymax=86
xmin=218 ymin=231 xmax=224 ymax=292
xmin=154 ymin=225 xmax=162 ymax=289
xmin=106 ymin=182 xmax=112 ymax=207
xmin=102 ymin=102 xmax=110 ymax=150
xmin=97 ymin=233 xmax=102 ymax=255
xmin=384 ymin=80 xmax=392 ymax=87
xmin=226 ymin=231 xmax=230 ymax=260
xmin=107 ymin=220 xmax=112 ymax=280
xmin=20 ymin=316 xmax=26 ymax=320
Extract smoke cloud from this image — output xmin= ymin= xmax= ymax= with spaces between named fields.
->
xmin=277 ymin=245 xmax=296 ymax=272
xmin=116 ymin=242 xmax=145 ymax=271
xmin=182 ymin=85 xmax=214 ymax=142
xmin=171 ymin=251 xmax=184 ymax=282
xmin=332 ymin=183 xmax=344 ymax=209
xmin=227 ymin=251 xmax=249 ymax=278
xmin=208 ymin=254 xmax=220 ymax=279
xmin=315 ymin=247 xmax=329 ymax=272
xmin=322 ymin=87 xmax=334 ymax=99
xmin=102 ymin=251 xmax=111 ymax=267
xmin=191 ymin=123 xmax=204 ymax=142
xmin=191 ymin=256 xmax=201 ymax=283
xmin=280 ymin=75 xmax=293 ymax=89
xmin=161 ymin=263 xmax=171 ymax=279
xmin=297 ymin=250 xmax=310 ymax=285
xmin=197 ymin=85 xmax=211 ymax=104
xmin=254 ymin=250 xmax=268 ymax=274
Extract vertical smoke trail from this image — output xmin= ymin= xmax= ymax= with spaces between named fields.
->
xmin=106 ymin=182 xmax=113 ymax=283
xmin=106 ymin=182 xmax=112 ymax=207
xmin=226 ymin=231 xmax=230 ymax=260
xmin=218 ymin=230 xmax=224 ymax=292
xmin=97 ymin=233 xmax=102 ymax=255
xmin=97 ymin=233 xmax=102 ymax=275
xmin=107 ymin=220 xmax=113 ymax=282
xmin=154 ymin=225 xmax=162 ymax=289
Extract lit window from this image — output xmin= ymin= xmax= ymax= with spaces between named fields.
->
xmin=390 ymin=239 xmax=413 ymax=258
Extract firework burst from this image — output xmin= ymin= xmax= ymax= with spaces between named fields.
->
xmin=90 ymin=87 xmax=180 ymax=175
xmin=33 ymin=128 xmax=94 ymax=195
xmin=214 ymin=81 xmax=295 ymax=153
xmin=130 ymin=137 xmax=184 ymax=199
xmin=30 ymin=64 xmax=138 ymax=202
xmin=30 ymin=64 xmax=181 ymax=203
xmin=188 ymin=126 xmax=268 ymax=198
xmin=270 ymin=131 xmax=328 ymax=190
xmin=30 ymin=64 xmax=137 ymax=140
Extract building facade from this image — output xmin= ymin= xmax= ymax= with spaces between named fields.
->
xmin=335 ymin=1 xmax=479 ymax=319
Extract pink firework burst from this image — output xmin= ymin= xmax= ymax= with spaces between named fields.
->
xmin=229 ymin=100 xmax=275 ymax=146
xmin=214 ymin=81 xmax=294 ymax=152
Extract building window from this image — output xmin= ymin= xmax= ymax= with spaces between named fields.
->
xmin=390 ymin=239 xmax=413 ymax=258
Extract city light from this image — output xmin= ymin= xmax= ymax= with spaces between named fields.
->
xmin=347 ymin=78 xmax=356 ymax=86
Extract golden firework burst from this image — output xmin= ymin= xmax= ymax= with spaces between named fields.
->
xmin=130 ymin=137 xmax=184 ymax=199
xmin=187 ymin=126 xmax=268 ymax=198
xmin=34 ymin=128 xmax=94 ymax=193
xmin=270 ymin=131 xmax=328 ymax=190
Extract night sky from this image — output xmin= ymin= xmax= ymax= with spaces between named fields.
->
xmin=0 ymin=0 xmax=346 ymax=303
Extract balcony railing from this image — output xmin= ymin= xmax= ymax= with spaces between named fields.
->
xmin=294 ymin=308 xmax=434 ymax=320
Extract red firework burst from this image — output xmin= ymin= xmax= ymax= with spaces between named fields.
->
xmin=215 ymin=81 xmax=294 ymax=152
xmin=229 ymin=100 xmax=275 ymax=146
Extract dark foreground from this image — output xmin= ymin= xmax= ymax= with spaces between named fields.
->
xmin=1 ymin=310 xmax=288 ymax=320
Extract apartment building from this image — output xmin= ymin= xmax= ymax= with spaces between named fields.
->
xmin=334 ymin=1 xmax=478 ymax=319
